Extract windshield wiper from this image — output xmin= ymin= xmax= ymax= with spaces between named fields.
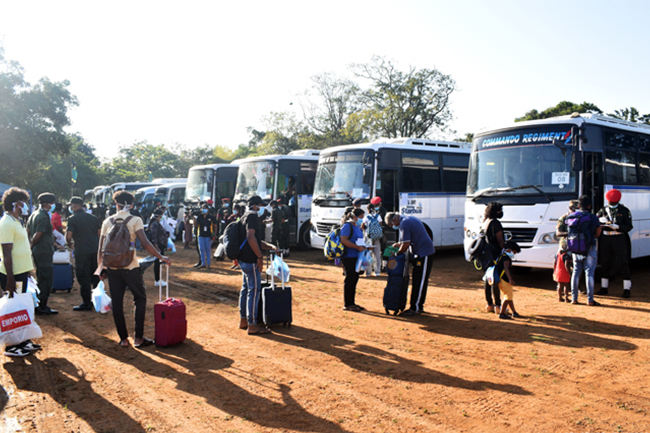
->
xmin=312 ymin=195 xmax=329 ymax=204
xmin=499 ymin=185 xmax=553 ymax=202
xmin=471 ymin=185 xmax=553 ymax=202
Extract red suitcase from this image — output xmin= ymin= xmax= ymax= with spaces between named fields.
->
xmin=154 ymin=265 xmax=187 ymax=347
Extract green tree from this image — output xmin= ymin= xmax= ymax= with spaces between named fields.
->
xmin=104 ymin=141 xmax=182 ymax=183
xmin=515 ymin=101 xmax=602 ymax=122
xmin=607 ymin=107 xmax=650 ymax=124
xmin=350 ymin=56 xmax=456 ymax=139
xmin=300 ymin=73 xmax=363 ymax=146
xmin=0 ymin=45 xmax=78 ymax=190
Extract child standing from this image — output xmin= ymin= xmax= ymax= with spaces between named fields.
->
xmin=496 ymin=241 xmax=523 ymax=320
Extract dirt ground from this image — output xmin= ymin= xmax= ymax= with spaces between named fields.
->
xmin=2 ymin=242 xmax=650 ymax=433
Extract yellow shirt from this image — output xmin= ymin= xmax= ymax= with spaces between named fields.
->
xmin=0 ymin=214 xmax=35 ymax=275
xmin=100 ymin=211 xmax=144 ymax=270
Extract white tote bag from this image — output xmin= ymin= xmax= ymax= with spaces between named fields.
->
xmin=0 ymin=292 xmax=43 ymax=346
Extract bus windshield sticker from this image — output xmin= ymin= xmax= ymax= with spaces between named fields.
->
xmin=352 ymin=188 xmax=363 ymax=198
xmin=551 ymin=172 xmax=570 ymax=185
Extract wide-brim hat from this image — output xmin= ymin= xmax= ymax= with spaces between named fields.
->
xmin=38 ymin=193 xmax=56 ymax=204
xmin=67 ymin=196 xmax=84 ymax=206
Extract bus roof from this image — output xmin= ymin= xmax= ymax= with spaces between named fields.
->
xmin=154 ymin=182 xmax=186 ymax=193
xmin=151 ymin=178 xmax=187 ymax=183
xmin=236 ymin=153 xmax=320 ymax=164
xmin=476 ymin=113 xmax=650 ymax=138
xmin=318 ymin=138 xmax=471 ymax=156
xmin=188 ymin=162 xmax=240 ymax=171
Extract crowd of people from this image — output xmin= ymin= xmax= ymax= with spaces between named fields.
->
xmin=0 ymin=185 xmax=637 ymax=357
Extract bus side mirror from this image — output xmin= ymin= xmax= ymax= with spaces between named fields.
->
xmin=362 ymin=166 xmax=372 ymax=185
xmin=571 ymin=147 xmax=583 ymax=172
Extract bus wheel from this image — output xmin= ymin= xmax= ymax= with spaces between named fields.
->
xmin=298 ymin=223 xmax=312 ymax=250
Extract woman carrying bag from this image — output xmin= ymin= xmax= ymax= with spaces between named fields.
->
xmin=339 ymin=208 xmax=366 ymax=312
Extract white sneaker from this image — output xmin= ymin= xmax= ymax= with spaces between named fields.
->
xmin=155 ymin=280 xmax=167 ymax=287
xmin=375 ymin=272 xmax=381 ymax=277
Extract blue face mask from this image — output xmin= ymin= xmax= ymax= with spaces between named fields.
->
xmin=233 ymin=210 xmax=238 ymax=215
xmin=391 ymin=224 xmax=399 ymax=230
xmin=257 ymin=208 xmax=265 ymax=217
xmin=202 ymin=209 xmax=208 ymax=214
xmin=505 ymin=251 xmax=515 ymax=259
xmin=356 ymin=219 xmax=363 ymax=227
xmin=224 ymin=203 xmax=230 ymax=208
xmin=50 ymin=204 xmax=56 ymax=212
xmin=69 ymin=206 xmax=74 ymax=214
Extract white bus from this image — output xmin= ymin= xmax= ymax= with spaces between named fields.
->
xmin=464 ymin=113 xmax=650 ymax=269
xmin=184 ymin=163 xmax=240 ymax=207
xmin=233 ymin=150 xmax=320 ymax=248
xmin=154 ymin=182 xmax=186 ymax=218
xmin=310 ymin=138 xmax=471 ymax=249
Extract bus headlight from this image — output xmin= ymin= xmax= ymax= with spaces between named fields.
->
xmin=539 ymin=232 xmax=559 ymax=244
xmin=465 ymin=228 xmax=472 ymax=238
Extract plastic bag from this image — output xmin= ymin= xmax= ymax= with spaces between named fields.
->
xmin=266 ymin=255 xmax=290 ymax=283
xmin=355 ymin=250 xmax=375 ymax=273
xmin=27 ymin=276 xmax=41 ymax=307
xmin=138 ymin=255 xmax=157 ymax=274
xmin=483 ymin=265 xmax=500 ymax=286
xmin=167 ymin=237 xmax=177 ymax=253
xmin=0 ymin=292 xmax=42 ymax=346
xmin=92 ymin=281 xmax=112 ymax=314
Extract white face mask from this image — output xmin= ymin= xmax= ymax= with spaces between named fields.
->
xmin=15 ymin=201 xmax=29 ymax=216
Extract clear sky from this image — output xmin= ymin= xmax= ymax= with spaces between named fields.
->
xmin=1 ymin=0 xmax=649 ymax=160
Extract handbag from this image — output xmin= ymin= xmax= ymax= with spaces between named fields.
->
xmin=0 ymin=292 xmax=43 ymax=346
xmin=53 ymin=249 xmax=71 ymax=264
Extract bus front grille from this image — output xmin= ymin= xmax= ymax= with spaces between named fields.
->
xmin=316 ymin=222 xmax=337 ymax=235
xmin=502 ymin=227 xmax=538 ymax=244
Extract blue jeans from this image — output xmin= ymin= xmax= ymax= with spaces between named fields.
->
xmin=198 ymin=236 xmax=212 ymax=266
xmin=239 ymin=261 xmax=262 ymax=325
xmin=571 ymin=245 xmax=597 ymax=303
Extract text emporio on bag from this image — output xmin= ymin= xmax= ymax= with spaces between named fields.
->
xmin=1 ymin=310 xmax=32 ymax=332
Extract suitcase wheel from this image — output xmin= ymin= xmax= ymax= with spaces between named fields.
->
xmin=385 ymin=308 xmax=390 ymax=315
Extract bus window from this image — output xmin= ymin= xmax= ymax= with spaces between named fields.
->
xmin=442 ymin=154 xmax=469 ymax=192
xmin=299 ymin=162 xmax=317 ymax=194
xmin=639 ymin=153 xmax=650 ymax=184
xmin=402 ymin=151 xmax=441 ymax=193
xmin=606 ymin=149 xmax=637 ymax=184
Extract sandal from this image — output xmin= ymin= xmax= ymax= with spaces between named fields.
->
xmin=134 ymin=338 xmax=155 ymax=348
xmin=119 ymin=339 xmax=130 ymax=348
xmin=248 ymin=327 xmax=271 ymax=335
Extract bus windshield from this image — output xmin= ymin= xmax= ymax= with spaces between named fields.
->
xmin=154 ymin=188 xmax=168 ymax=204
xmin=313 ymin=150 xmax=372 ymax=200
xmin=186 ymin=169 xmax=213 ymax=202
xmin=234 ymin=161 xmax=275 ymax=201
xmin=468 ymin=144 xmax=575 ymax=199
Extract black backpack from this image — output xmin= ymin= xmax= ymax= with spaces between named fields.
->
xmin=467 ymin=220 xmax=498 ymax=271
xmin=223 ymin=220 xmax=247 ymax=260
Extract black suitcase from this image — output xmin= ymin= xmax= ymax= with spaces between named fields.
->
xmin=383 ymin=252 xmax=410 ymax=315
xmin=258 ymin=251 xmax=292 ymax=327
xmin=52 ymin=263 xmax=74 ymax=292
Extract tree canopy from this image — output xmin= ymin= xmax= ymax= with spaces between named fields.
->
xmin=515 ymin=101 xmax=602 ymax=122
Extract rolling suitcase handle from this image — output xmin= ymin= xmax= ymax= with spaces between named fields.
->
xmin=158 ymin=263 xmax=170 ymax=302
xmin=269 ymin=249 xmax=286 ymax=291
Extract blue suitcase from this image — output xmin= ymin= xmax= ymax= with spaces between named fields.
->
xmin=52 ymin=263 xmax=74 ymax=292
xmin=383 ymin=252 xmax=409 ymax=315
xmin=258 ymin=252 xmax=292 ymax=327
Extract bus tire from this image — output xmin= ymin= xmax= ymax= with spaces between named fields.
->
xmin=298 ymin=223 xmax=312 ymax=250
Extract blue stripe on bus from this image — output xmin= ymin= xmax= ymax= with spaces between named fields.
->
xmin=610 ymin=185 xmax=650 ymax=191
xmin=400 ymin=192 xmax=466 ymax=197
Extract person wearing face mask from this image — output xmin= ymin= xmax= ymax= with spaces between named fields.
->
xmin=65 ymin=196 xmax=101 ymax=311
xmin=0 ymin=188 xmax=43 ymax=356
xmin=340 ymin=208 xmax=367 ymax=312
xmin=494 ymin=241 xmax=523 ymax=319
xmin=50 ymin=202 xmax=64 ymax=235
xmin=194 ymin=204 xmax=217 ymax=269
xmin=97 ymin=190 xmax=171 ymax=348
xmin=238 ymin=195 xmax=277 ymax=335
xmin=216 ymin=198 xmax=232 ymax=244
xmin=26 ymin=193 xmax=58 ymax=315
xmin=149 ymin=207 xmax=170 ymax=285
xmin=596 ymin=189 xmax=633 ymax=298
xmin=480 ymin=202 xmax=506 ymax=315
xmin=385 ymin=211 xmax=435 ymax=317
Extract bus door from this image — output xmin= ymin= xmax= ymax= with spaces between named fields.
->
xmin=377 ymin=149 xmax=401 ymax=243
xmin=215 ymin=167 xmax=237 ymax=204
xmin=583 ymin=152 xmax=604 ymax=213
xmin=279 ymin=160 xmax=301 ymax=242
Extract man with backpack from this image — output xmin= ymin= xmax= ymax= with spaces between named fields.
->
xmin=97 ymin=191 xmax=171 ymax=348
xmin=237 ymin=195 xmax=277 ymax=335
xmin=596 ymin=189 xmax=633 ymax=298
xmin=363 ymin=201 xmax=383 ymax=277
xmin=567 ymin=195 xmax=602 ymax=306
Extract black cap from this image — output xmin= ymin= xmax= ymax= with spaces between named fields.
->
xmin=248 ymin=195 xmax=264 ymax=206
xmin=353 ymin=198 xmax=362 ymax=206
xmin=67 ymin=196 xmax=84 ymax=205
xmin=153 ymin=208 xmax=164 ymax=216
xmin=38 ymin=193 xmax=56 ymax=204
